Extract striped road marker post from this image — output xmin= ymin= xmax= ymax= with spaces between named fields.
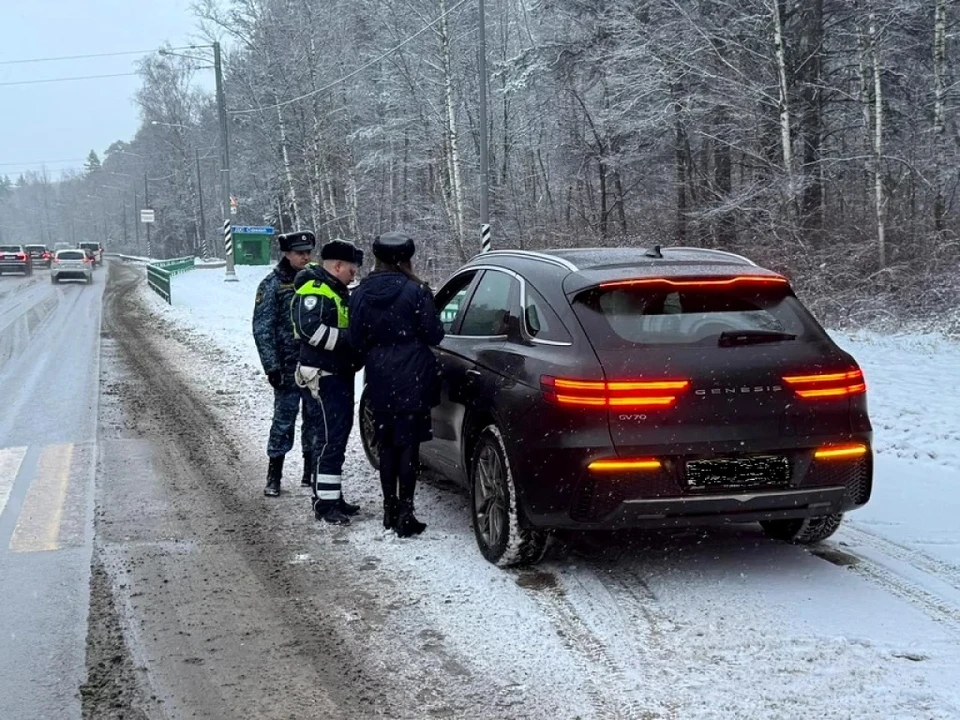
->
xmin=481 ymin=223 xmax=491 ymax=254
xmin=223 ymin=219 xmax=238 ymax=282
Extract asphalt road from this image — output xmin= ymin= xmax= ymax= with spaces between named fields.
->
xmin=0 ymin=269 xmax=102 ymax=720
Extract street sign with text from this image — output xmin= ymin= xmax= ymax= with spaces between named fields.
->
xmin=140 ymin=209 xmax=156 ymax=224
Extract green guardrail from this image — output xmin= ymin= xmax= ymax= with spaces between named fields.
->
xmin=146 ymin=256 xmax=194 ymax=304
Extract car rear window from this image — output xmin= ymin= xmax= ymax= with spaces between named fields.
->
xmin=572 ymin=282 xmax=824 ymax=348
xmin=58 ymin=251 xmax=85 ymax=260
xmin=0 ymin=245 xmax=21 ymax=253
xmin=25 ymin=245 xmax=46 ymax=250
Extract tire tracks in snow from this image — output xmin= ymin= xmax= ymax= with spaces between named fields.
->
xmin=518 ymin=568 xmax=675 ymax=719
xmin=821 ymin=524 xmax=960 ymax=635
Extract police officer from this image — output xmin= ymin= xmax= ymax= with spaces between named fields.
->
xmin=252 ymin=230 xmax=317 ymax=497
xmin=291 ymin=238 xmax=364 ymax=525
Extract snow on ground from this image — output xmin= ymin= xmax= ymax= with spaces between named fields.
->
xmin=131 ymin=262 xmax=960 ymax=718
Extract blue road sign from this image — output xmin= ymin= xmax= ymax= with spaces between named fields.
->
xmin=233 ymin=226 xmax=274 ymax=235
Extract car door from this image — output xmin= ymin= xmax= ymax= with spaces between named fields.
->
xmin=423 ymin=269 xmax=519 ymax=485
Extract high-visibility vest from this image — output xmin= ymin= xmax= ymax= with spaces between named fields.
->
xmin=292 ymin=281 xmax=349 ymax=338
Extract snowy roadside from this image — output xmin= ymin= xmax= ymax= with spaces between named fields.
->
xmin=127 ymin=263 xmax=960 ymax=718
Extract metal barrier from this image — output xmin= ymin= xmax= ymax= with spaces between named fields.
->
xmin=146 ymin=256 xmax=194 ymax=304
xmin=146 ymin=265 xmax=172 ymax=303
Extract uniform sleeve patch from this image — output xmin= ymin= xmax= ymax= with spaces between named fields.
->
xmin=304 ymin=296 xmax=318 ymax=310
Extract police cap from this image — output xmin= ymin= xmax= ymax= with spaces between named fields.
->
xmin=372 ymin=232 xmax=415 ymax=265
xmin=278 ymin=231 xmax=316 ymax=253
xmin=320 ymin=238 xmax=364 ymax=266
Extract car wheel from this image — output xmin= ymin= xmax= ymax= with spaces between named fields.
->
xmin=358 ymin=388 xmax=379 ymax=470
xmin=86 ymin=274 xmax=93 ymax=284
xmin=25 ymin=267 xmax=33 ymax=276
xmin=471 ymin=424 xmax=547 ymax=567
xmin=760 ymin=514 xmax=844 ymax=545
xmin=51 ymin=275 xmax=58 ymax=284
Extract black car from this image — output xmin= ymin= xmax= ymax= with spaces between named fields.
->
xmin=78 ymin=242 xmax=103 ymax=268
xmin=359 ymin=246 xmax=873 ymax=566
xmin=0 ymin=244 xmax=33 ymax=276
xmin=24 ymin=244 xmax=52 ymax=268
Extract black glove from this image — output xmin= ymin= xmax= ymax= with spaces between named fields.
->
xmin=267 ymin=370 xmax=283 ymax=389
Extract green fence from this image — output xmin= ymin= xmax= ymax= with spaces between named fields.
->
xmin=147 ymin=256 xmax=194 ymax=304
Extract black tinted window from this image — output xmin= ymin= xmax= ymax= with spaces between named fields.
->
xmin=459 ymin=271 xmax=518 ymax=337
xmin=524 ymin=285 xmax=571 ymax=343
xmin=435 ymin=271 xmax=477 ymax=333
xmin=0 ymin=246 xmax=21 ymax=252
xmin=573 ymin=284 xmax=822 ymax=347
xmin=58 ymin=251 xmax=85 ymax=260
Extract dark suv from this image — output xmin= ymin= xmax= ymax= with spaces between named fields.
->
xmin=359 ymin=247 xmax=873 ymax=566
xmin=24 ymin=244 xmax=52 ymax=268
xmin=0 ymin=244 xmax=33 ymax=276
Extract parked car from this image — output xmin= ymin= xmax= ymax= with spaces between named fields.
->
xmin=0 ymin=244 xmax=33 ymax=276
xmin=77 ymin=241 xmax=104 ymax=268
xmin=24 ymin=244 xmax=52 ymax=269
xmin=51 ymin=249 xmax=93 ymax=284
xmin=359 ymin=246 xmax=873 ymax=566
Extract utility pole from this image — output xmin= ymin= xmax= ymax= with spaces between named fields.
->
xmin=196 ymin=148 xmax=207 ymax=258
xmin=144 ymin=173 xmax=152 ymax=258
xmin=214 ymin=42 xmax=238 ymax=281
xmin=133 ymin=190 xmax=140 ymax=252
xmin=478 ymin=0 xmax=491 ymax=254
xmin=121 ymin=196 xmax=128 ymax=247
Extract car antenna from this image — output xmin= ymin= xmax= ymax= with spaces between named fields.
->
xmin=645 ymin=244 xmax=663 ymax=259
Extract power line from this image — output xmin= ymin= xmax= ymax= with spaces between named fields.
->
xmin=0 ymin=49 xmax=155 ymax=65
xmin=230 ymin=0 xmax=472 ymax=116
xmin=0 ymin=45 xmax=208 ymax=66
xmin=0 ymin=72 xmax=139 ymax=87
xmin=0 ymin=158 xmax=87 ymax=167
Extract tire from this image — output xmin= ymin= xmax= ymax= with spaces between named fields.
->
xmin=25 ymin=266 xmax=33 ymax=276
xmin=86 ymin=274 xmax=93 ymax=285
xmin=471 ymin=424 xmax=547 ymax=567
xmin=51 ymin=275 xmax=58 ymax=284
xmin=761 ymin=514 xmax=844 ymax=545
xmin=358 ymin=388 xmax=379 ymax=470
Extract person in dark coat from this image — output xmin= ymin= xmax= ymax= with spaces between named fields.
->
xmin=347 ymin=232 xmax=445 ymax=536
xmin=252 ymin=230 xmax=316 ymax=497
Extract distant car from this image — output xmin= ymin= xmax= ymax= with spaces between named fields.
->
xmin=24 ymin=244 xmax=52 ymax=269
xmin=53 ymin=242 xmax=73 ymax=252
xmin=0 ymin=244 xmax=33 ymax=276
xmin=77 ymin=242 xmax=104 ymax=268
xmin=359 ymin=246 xmax=873 ymax=566
xmin=51 ymin=249 xmax=93 ymax=284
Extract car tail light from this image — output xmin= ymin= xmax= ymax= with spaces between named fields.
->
xmin=541 ymin=376 xmax=690 ymax=409
xmin=17 ymin=252 xmax=27 ymax=261
xmin=598 ymin=275 xmax=789 ymax=290
xmin=588 ymin=458 xmax=662 ymax=472
xmin=43 ymin=252 xmax=51 ymax=259
xmin=814 ymin=443 xmax=868 ymax=460
xmin=782 ymin=369 xmax=866 ymax=399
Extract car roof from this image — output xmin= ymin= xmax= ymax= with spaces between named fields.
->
xmin=56 ymin=248 xmax=85 ymax=254
xmin=25 ymin=244 xmax=46 ymax=248
xmin=464 ymin=246 xmax=783 ymax=295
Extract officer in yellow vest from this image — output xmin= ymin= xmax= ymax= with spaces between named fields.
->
xmin=291 ymin=238 xmax=364 ymax=525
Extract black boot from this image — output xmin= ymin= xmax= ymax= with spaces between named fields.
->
xmin=313 ymin=498 xmax=351 ymax=525
xmin=395 ymin=500 xmax=426 ymax=537
xmin=264 ymin=456 xmax=284 ymax=497
xmin=338 ymin=496 xmax=360 ymax=516
xmin=382 ymin=496 xmax=398 ymax=530
xmin=301 ymin=454 xmax=313 ymax=488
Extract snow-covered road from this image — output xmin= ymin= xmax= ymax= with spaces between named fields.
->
xmin=126 ymin=262 xmax=960 ymax=718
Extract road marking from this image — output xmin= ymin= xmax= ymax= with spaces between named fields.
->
xmin=9 ymin=444 xmax=73 ymax=553
xmin=0 ymin=446 xmax=28 ymax=521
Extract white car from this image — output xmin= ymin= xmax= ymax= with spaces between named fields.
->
xmin=51 ymin=249 xmax=94 ymax=284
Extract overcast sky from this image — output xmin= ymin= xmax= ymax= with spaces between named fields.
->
xmin=0 ymin=0 xmax=199 ymax=180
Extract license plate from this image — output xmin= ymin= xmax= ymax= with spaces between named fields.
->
xmin=685 ymin=455 xmax=790 ymax=490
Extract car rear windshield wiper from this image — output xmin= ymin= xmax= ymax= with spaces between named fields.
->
xmin=718 ymin=330 xmax=797 ymax=347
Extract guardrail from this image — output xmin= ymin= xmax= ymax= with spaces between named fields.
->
xmin=145 ymin=256 xmax=195 ymax=304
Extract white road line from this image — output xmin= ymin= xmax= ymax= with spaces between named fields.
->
xmin=0 ymin=446 xmax=28 ymax=521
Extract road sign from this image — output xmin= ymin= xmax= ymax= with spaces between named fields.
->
xmin=140 ymin=209 xmax=155 ymax=224
xmin=232 ymin=226 xmax=274 ymax=235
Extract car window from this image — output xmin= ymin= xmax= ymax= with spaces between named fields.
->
xmin=573 ymin=284 xmax=824 ymax=347
xmin=524 ymin=285 xmax=572 ymax=343
xmin=459 ymin=270 xmax=519 ymax=337
xmin=0 ymin=245 xmax=21 ymax=253
xmin=57 ymin=251 xmax=85 ymax=260
xmin=435 ymin=271 xmax=477 ymax=334
xmin=25 ymin=245 xmax=46 ymax=251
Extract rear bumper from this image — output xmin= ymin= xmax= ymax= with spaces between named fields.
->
xmin=531 ymin=486 xmax=855 ymax=530
xmin=0 ymin=263 xmax=29 ymax=272
xmin=52 ymin=270 xmax=92 ymax=279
